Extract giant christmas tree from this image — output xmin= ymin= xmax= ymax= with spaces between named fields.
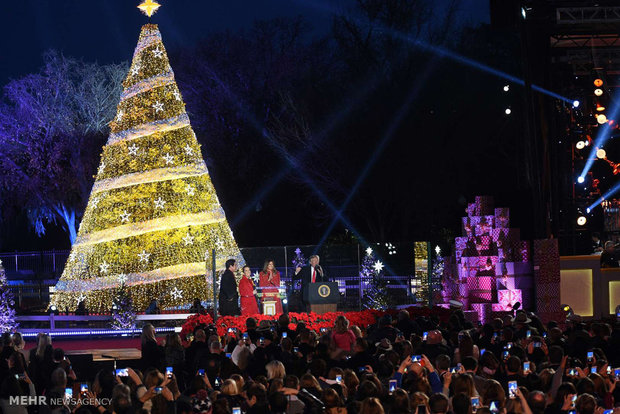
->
xmin=50 ymin=19 xmax=244 ymax=312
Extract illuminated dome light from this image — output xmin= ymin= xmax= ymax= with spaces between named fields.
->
xmin=576 ymin=141 xmax=586 ymax=150
xmin=597 ymin=114 xmax=608 ymax=124
xmin=503 ymin=85 xmax=510 ymax=92
xmin=577 ymin=176 xmax=585 ymax=183
xmin=577 ymin=216 xmax=587 ymax=226
xmin=595 ymin=88 xmax=604 ymax=96
xmin=573 ymin=100 xmax=580 ymax=108
xmin=596 ymin=104 xmax=606 ymax=112
xmin=597 ymin=148 xmax=607 ymax=159
xmin=594 ymin=79 xmax=603 ymax=87
xmin=505 ymin=108 xmax=512 ymax=115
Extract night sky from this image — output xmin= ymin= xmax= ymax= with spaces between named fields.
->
xmin=0 ymin=0 xmax=489 ymax=87
xmin=0 ymin=0 xmax=495 ymax=251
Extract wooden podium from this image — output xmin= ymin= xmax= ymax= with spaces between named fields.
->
xmin=305 ymin=282 xmax=339 ymax=314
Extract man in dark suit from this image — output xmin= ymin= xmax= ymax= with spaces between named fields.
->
xmin=294 ymin=254 xmax=328 ymax=310
xmin=218 ymin=259 xmax=240 ymax=316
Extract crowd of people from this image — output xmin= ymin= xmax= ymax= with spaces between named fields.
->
xmin=1 ymin=308 xmax=620 ymax=414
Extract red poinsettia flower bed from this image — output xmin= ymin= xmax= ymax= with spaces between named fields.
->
xmin=180 ymin=306 xmax=452 ymax=340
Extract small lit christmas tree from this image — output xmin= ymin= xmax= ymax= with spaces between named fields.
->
xmin=361 ymin=247 xmax=392 ymax=310
xmin=111 ymin=283 xmax=137 ymax=330
xmin=291 ymin=248 xmax=306 ymax=269
xmin=0 ymin=260 xmax=18 ymax=333
xmin=431 ymin=251 xmax=445 ymax=305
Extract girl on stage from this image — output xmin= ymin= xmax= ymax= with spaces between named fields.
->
xmin=239 ymin=265 xmax=259 ymax=315
xmin=259 ymin=259 xmax=283 ymax=314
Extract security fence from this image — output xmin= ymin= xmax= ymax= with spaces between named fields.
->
xmin=2 ymin=242 xmax=440 ymax=312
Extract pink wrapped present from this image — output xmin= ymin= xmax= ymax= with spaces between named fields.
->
xmin=496 ymin=289 xmax=522 ymax=310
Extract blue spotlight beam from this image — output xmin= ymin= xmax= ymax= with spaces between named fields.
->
xmin=301 ymin=0 xmax=573 ymax=104
xmin=579 ymin=98 xmax=620 ymax=179
xmin=315 ymin=59 xmax=438 ymax=251
xmin=230 ymin=60 xmax=405 ymax=226
xmin=588 ymin=181 xmax=620 ymax=212
xmin=201 ymin=60 xmax=377 ymax=249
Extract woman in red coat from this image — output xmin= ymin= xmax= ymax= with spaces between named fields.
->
xmin=259 ymin=259 xmax=283 ymax=314
xmin=239 ymin=265 xmax=259 ymax=315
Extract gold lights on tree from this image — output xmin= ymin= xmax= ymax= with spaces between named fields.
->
xmin=49 ymin=24 xmax=245 ymax=313
xmin=138 ymin=0 xmax=161 ymax=18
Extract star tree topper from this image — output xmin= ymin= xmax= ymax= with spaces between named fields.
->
xmin=138 ymin=0 xmax=161 ymax=18
xmin=373 ymin=260 xmax=384 ymax=273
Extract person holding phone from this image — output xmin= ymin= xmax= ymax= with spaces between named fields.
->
xmin=140 ymin=323 xmax=165 ymax=372
xmin=164 ymin=333 xmax=185 ymax=378
xmin=453 ymin=331 xmax=479 ymax=363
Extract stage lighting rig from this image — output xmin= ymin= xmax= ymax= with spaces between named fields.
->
xmin=596 ymin=148 xmax=607 ymax=159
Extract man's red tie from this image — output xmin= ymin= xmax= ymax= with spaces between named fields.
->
xmin=312 ymin=268 xmax=316 ymax=283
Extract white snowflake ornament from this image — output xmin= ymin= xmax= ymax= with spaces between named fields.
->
xmin=163 ymin=153 xmax=174 ymax=165
xmin=153 ymin=101 xmax=164 ymax=113
xmin=170 ymin=287 xmax=183 ymax=300
xmin=138 ymin=250 xmax=151 ymax=263
xmin=128 ymin=144 xmax=139 ymax=156
xmin=120 ymin=210 xmax=131 ymax=223
xmin=152 ymin=47 xmax=163 ymax=58
xmin=182 ymin=233 xmax=194 ymax=246
xmin=154 ymin=197 xmax=166 ymax=209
